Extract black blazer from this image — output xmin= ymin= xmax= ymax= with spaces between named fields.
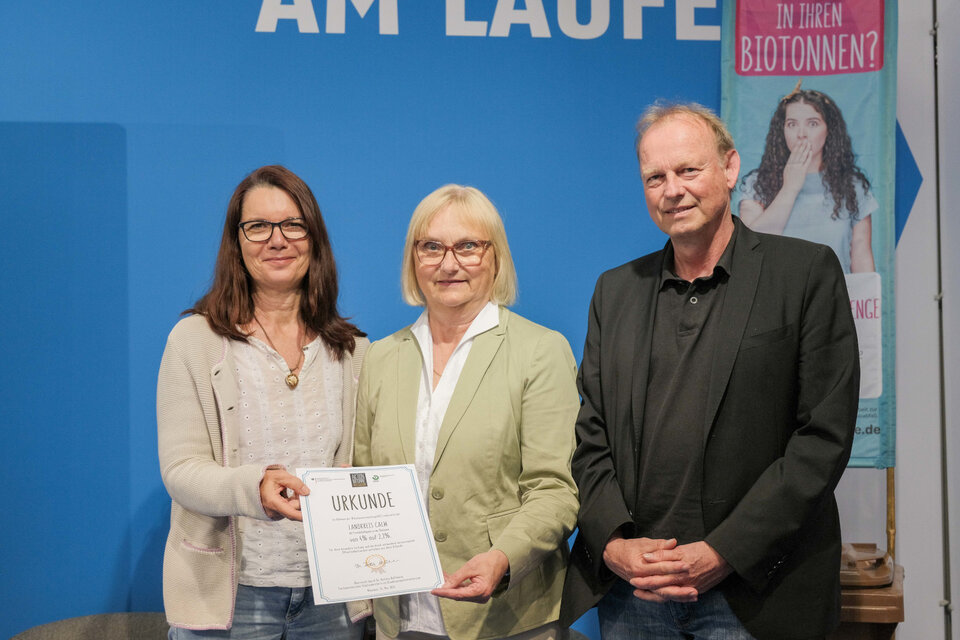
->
xmin=560 ymin=220 xmax=859 ymax=639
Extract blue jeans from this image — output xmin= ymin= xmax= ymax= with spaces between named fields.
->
xmin=597 ymin=579 xmax=756 ymax=640
xmin=168 ymin=584 xmax=364 ymax=640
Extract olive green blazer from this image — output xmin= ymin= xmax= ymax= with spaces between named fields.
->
xmin=354 ymin=307 xmax=579 ymax=640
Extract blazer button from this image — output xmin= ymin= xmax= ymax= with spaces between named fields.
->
xmin=431 ymin=488 xmax=444 ymax=500
xmin=435 ymin=531 xmax=447 ymax=542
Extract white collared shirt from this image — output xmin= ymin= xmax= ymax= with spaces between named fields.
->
xmin=400 ymin=301 xmax=499 ymax=635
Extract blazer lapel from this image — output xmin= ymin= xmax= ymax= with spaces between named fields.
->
xmin=703 ymin=222 xmax=762 ymax=444
xmin=396 ymin=331 xmax=421 ymax=465
xmin=432 ymin=311 xmax=507 ymax=469
xmin=631 ymin=249 xmax=667 ymax=444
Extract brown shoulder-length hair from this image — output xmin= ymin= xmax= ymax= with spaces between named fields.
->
xmin=187 ymin=165 xmax=364 ymax=359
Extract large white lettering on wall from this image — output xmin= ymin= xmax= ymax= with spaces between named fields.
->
xmin=445 ymin=0 xmax=720 ymax=39
xmin=256 ymin=0 xmax=399 ymax=34
xmin=557 ymin=0 xmax=609 ymax=39
xmin=256 ymin=0 xmax=720 ymax=41
xmin=327 ymin=0 xmax=399 ymax=34
xmin=256 ymin=0 xmax=320 ymax=33
xmin=676 ymin=0 xmax=720 ymax=40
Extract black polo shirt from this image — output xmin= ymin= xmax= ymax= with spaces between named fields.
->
xmin=633 ymin=225 xmax=738 ymax=544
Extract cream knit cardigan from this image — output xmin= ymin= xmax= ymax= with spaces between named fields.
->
xmin=157 ymin=314 xmax=371 ymax=629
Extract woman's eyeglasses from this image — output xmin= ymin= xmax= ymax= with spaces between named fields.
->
xmin=415 ymin=240 xmax=491 ymax=266
xmin=238 ymin=218 xmax=308 ymax=242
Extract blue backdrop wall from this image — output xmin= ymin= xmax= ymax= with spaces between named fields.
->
xmin=0 ymin=2 xmax=725 ymax=637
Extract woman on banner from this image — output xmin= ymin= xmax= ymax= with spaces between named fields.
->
xmin=739 ymin=83 xmax=877 ymax=273
xmin=353 ymin=184 xmax=579 ymax=640
xmin=157 ymin=165 xmax=370 ymax=639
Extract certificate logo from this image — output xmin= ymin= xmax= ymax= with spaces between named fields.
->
xmin=350 ymin=472 xmax=368 ymax=487
xmin=365 ymin=554 xmax=387 ymax=573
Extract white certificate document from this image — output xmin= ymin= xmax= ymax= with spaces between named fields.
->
xmin=297 ymin=464 xmax=443 ymax=603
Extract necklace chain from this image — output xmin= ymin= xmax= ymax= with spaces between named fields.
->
xmin=253 ymin=315 xmax=304 ymax=390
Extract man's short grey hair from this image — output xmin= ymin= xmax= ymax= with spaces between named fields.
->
xmin=635 ymin=102 xmax=736 ymax=158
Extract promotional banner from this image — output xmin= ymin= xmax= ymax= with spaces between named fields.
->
xmin=721 ymin=0 xmax=897 ymax=467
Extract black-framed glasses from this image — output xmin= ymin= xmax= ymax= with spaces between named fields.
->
xmin=238 ymin=218 xmax=309 ymax=242
xmin=415 ymin=239 xmax=491 ymax=266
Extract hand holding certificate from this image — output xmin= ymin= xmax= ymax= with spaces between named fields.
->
xmin=297 ymin=464 xmax=443 ymax=604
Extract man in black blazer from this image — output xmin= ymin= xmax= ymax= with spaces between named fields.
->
xmin=560 ymin=103 xmax=859 ymax=639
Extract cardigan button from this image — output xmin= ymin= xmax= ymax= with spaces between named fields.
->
xmin=431 ymin=487 xmax=444 ymax=500
xmin=435 ymin=531 xmax=447 ymax=542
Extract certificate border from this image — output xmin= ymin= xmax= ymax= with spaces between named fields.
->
xmin=299 ymin=464 xmax=444 ymax=603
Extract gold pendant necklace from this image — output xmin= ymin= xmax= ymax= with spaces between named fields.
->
xmin=253 ymin=315 xmax=304 ymax=390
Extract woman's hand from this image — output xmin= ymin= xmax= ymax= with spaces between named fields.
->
xmin=782 ymin=140 xmax=814 ymax=195
xmin=741 ymin=141 xmax=815 ymax=234
xmin=259 ymin=467 xmax=310 ymax=521
xmin=431 ymin=550 xmax=510 ymax=604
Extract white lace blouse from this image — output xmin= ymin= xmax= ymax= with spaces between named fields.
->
xmin=231 ymin=335 xmax=343 ymax=587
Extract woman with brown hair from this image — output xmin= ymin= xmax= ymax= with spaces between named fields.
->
xmin=739 ymin=84 xmax=876 ymax=273
xmin=157 ymin=165 xmax=369 ymax=639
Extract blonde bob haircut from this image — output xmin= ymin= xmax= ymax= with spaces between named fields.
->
xmin=401 ymin=184 xmax=518 ymax=307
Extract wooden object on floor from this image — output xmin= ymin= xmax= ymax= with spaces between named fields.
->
xmin=829 ymin=565 xmax=904 ymax=640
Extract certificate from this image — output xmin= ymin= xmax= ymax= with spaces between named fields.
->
xmin=297 ymin=464 xmax=443 ymax=603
